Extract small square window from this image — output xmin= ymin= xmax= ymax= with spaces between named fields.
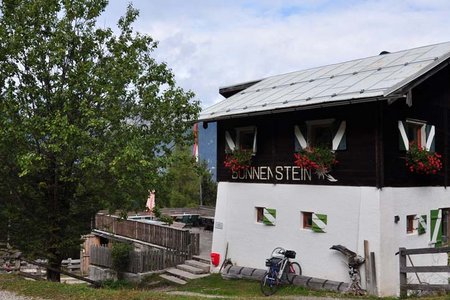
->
xmin=256 ymin=207 xmax=264 ymax=223
xmin=302 ymin=212 xmax=313 ymax=229
xmin=406 ymin=215 xmax=416 ymax=234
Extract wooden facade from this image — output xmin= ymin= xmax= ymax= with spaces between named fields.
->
xmin=216 ymin=65 xmax=450 ymax=188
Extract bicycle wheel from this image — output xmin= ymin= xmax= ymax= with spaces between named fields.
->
xmin=260 ymin=272 xmax=279 ymax=296
xmin=286 ymin=261 xmax=302 ymax=284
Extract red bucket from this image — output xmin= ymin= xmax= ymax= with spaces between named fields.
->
xmin=210 ymin=252 xmax=220 ymax=267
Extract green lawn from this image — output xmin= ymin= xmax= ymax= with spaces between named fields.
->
xmin=0 ymin=273 xmax=448 ymax=299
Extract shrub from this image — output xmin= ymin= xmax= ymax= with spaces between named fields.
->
xmin=152 ymin=206 xmax=161 ymax=218
xmin=111 ymin=242 xmax=132 ymax=279
xmin=159 ymin=214 xmax=173 ymax=226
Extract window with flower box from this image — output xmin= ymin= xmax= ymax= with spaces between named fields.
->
xmin=225 ymin=126 xmax=257 ymax=153
xmin=398 ymin=119 xmax=435 ymax=151
xmin=294 ymin=119 xmax=346 ymax=152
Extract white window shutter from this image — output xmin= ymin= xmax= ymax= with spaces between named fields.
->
xmin=252 ymin=127 xmax=257 ymax=153
xmin=425 ymin=125 xmax=435 ymax=152
xmin=398 ymin=121 xmax=409 ymax=151
xmin=430 ymin=209 xmax=442 ymax=247
xmin=225 ymin=130 xmax=236 ymax=152
xmin=294 ymin=124 xmax=307 ymax=151
xmin=332 ymin=121 xmax=346 ymax=151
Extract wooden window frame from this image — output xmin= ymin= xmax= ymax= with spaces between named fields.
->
xmin=302 ymin=211 xmax=313 ymax=229
xmin=256 ymin=207 xmax=264 ymax=223
xmin=405 ymin=119 xmax=426 ymax=149
xmin=406 ymin=214 xmax=416 ymax=234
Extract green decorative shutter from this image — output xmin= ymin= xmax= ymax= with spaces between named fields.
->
xmin=312 ymin=213 xmax=327 ymax=233
xmin=263 ymin=208 xmax=276 ymax=226
xmin=332 ymin=120 xmax=347 ymax=150
xmin=430 ymin=209 xmax=442 ymax=247
xmin=418 ymin=215 xmax=427 ymax=235
xmin=294 ymin=124 xmax=307 ymax=152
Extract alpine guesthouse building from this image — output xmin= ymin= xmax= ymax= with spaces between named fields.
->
xmin=199 ymin=42 xmax=450 ymax=296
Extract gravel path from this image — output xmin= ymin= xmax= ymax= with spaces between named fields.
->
xmin=0 ymin=290 xmax=43 ymax=300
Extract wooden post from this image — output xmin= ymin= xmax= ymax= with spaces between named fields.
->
xmin=364 ymin=240 xmax=372 ymax=294
xmin=370 ymin=252 xmax=377 ymax=295
xmin=399 ymin=247 xmax=407 ymax=298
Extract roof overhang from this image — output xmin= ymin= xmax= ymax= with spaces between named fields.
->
xmin=199 ymin=94 xmax=404 ymax=122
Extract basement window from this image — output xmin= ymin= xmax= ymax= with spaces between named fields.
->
xmin=406 ymin=214 xmax=416 ymax=234
xmin=256 ymin=207 xmax=264 ymax=223
xmin=302 ymin=212 xmax=313 ymax=229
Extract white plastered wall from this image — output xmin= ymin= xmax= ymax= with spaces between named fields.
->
xmin=211 ymin=182 xmax=381 ymax=286
xmin=378 ymin=187 xmax=449 ymax=296
xmin=211 ymin=183 xmax=450 ymax=296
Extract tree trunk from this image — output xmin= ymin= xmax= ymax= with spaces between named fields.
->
xmin=46 ymin=259 xmax=62 ymax=282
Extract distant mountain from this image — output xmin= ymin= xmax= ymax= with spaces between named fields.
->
xmin=198 ymin=122 xmax=217 ymax=181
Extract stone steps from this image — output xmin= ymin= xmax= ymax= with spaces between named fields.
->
xmin=192 ymin=255 xmax=210 ymax=264
xmin=185 ymin=260 xmax=210 ymax=273
xmin=176 ymin=264 xmax=205 ymax=274
xmin=160 ymin=274 xmax=187 ymax=285
xmin=159 ymin=255 xmax=211 ymax=285
xmin=165 ymin=267 xmax=210 ymax=281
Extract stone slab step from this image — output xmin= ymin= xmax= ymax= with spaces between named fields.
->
xmin=176 ymin=264 xmax=205 ymax=275
xmin=160 ymin=274 xmax=187 ymax=285
xmin=192 ymin=255 xmax=210 ymax=264
xmin=185 ymin=260 xmax=210 ymax=273
xmin=166 ymin=268 xmax=210 ymax=280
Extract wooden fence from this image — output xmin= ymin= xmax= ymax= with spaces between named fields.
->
xmin=95 ymin=213 xmax=199 ymax=256
xmin=398 ymin=246 xmax=450 ymax=297
xmin=90 ymin=245 xmax=187 ymax=273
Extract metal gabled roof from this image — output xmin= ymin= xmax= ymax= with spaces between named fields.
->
xmin=200 ymin=41 xmax=450 ymax=121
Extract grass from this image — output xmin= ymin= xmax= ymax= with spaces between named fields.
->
xmin=0 ymin=273 xmax=449 ymax=299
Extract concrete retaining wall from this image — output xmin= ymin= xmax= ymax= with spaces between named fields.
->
xmin=222 ymin=265 xmax=350 ymax=293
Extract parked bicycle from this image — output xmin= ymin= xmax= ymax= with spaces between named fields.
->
xmin=260 ymin=247 xmax=302 ymax=296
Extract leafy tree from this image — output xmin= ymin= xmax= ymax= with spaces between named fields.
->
xmin=0 ymin=0 xmax=200 ymax=281
xmin=198 ymin=161 xmax=217 ymax=207
xmin=157 ymin=146 xmax=216 ymax=208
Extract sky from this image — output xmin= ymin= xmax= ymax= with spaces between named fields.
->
xmin=99 ymin=0 xmax=450 ymax=110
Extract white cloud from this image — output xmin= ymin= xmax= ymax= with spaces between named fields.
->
xmin=102 ymin=0 xmax=450 ymax=108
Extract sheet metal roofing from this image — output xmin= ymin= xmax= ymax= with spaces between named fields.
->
xmin=200 ymin=42 xmax=450 ymax=121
